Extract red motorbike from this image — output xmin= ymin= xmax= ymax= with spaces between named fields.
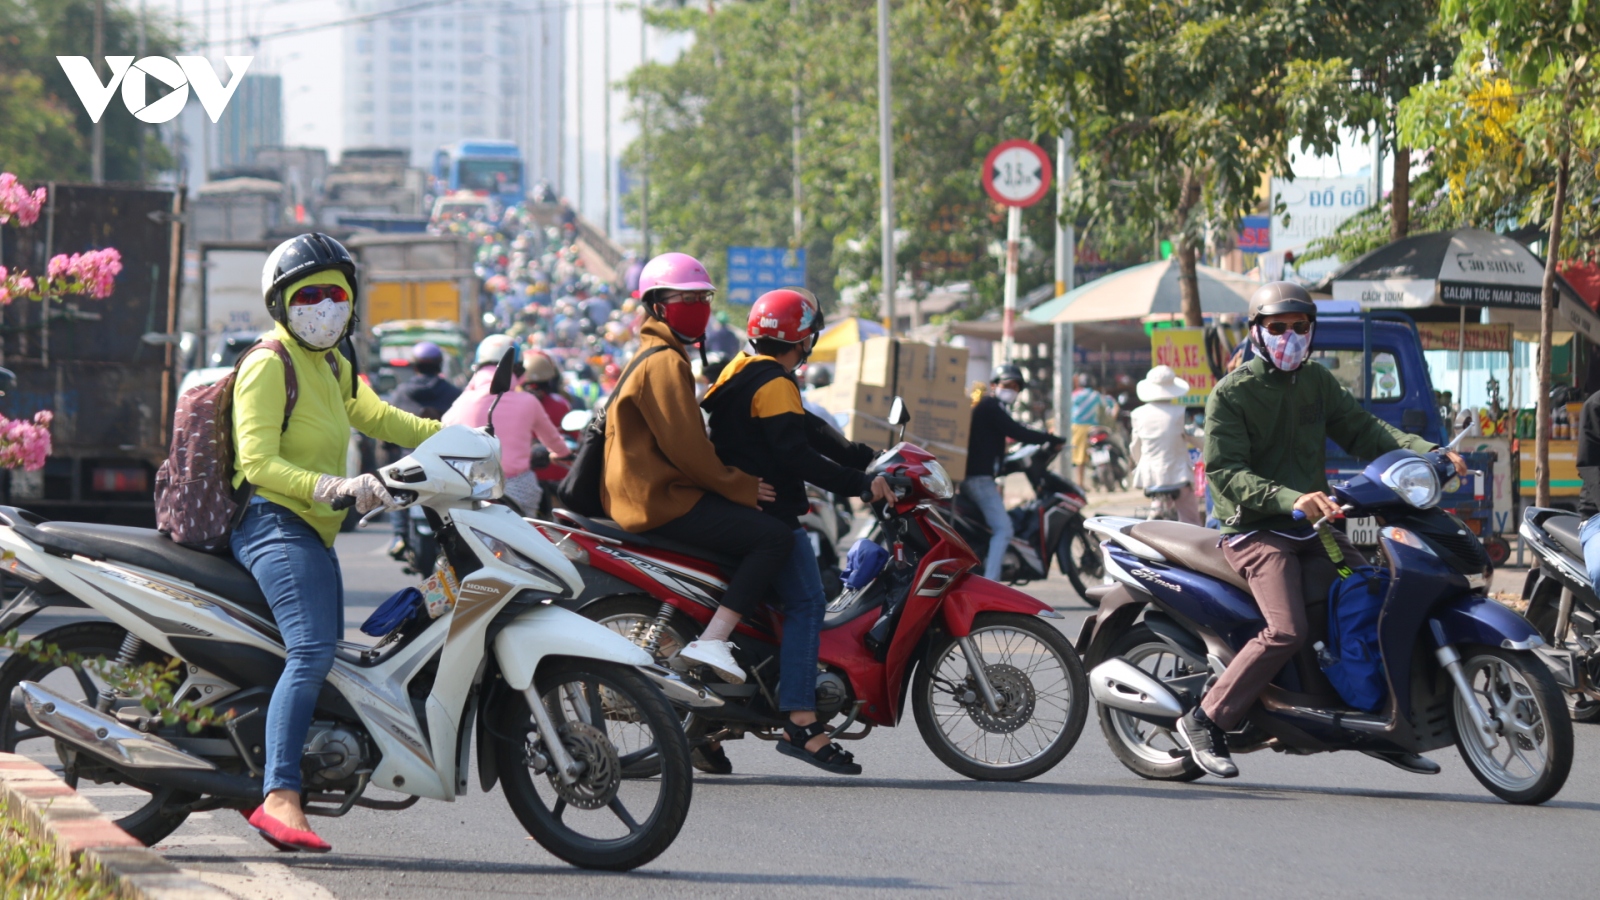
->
xmin=535 ymin=440 xmax=1089 ymax=781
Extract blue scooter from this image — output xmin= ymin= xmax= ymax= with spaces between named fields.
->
xmin=1079 ymin=447 xmax=1572 ymax=804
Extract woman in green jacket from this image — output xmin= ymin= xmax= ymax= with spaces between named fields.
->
xmin=231 ymin=234 xmax=440 ymax=852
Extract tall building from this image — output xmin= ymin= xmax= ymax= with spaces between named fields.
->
xmin=342 ymin=0 xmax=565 ymax=184
xmin=215 ymin=73 xmax=283 ymax=171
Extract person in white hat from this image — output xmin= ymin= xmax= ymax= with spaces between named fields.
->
xmin=1129 ymin=365 xmax=1204 ymax=524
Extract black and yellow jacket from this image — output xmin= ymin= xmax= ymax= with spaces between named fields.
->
xmin=701 ymin=352 xmax=876 ymax=526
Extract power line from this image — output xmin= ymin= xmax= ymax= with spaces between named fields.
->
xmin=190 ymin=0 xmax=467 ymax=50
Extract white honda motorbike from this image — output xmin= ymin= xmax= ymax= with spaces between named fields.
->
xmin=0 ymin=354 xmax=696 ymax=871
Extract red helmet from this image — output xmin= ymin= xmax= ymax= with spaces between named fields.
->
xmin=748 ymin=288 xmax=823 ymax=345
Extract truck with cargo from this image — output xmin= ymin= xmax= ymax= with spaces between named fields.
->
xmin=343 ymin=233 xmax=480 ymax=342
xmin=0 ymin=184 xmax=182 ymax=525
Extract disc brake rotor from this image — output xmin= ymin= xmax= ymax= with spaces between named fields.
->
xmin=547 ymin=721 xmax=621 ymax=810
xmin=964 ymin=663 xmax=1036 ymax=734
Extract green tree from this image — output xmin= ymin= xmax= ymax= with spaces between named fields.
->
xmin=1400 ymin=2 xmax=1600 ymax=506
xmin=622 ymin=0 xmax=1053 ymax=319
xmin=984 ymin=0 xmax=1348 ymax=326
xmin=0 ymin=0 xmax=181 ymax=184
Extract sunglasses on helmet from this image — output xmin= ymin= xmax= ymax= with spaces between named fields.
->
xmin=289 ymin=284 xmax=349 ymax=306
xmin=1262 ymin=320 xmax=1311 ymax=336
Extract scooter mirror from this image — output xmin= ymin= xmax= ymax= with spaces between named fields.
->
xmin=0 ymin=367 xmax=16 ymax=396
xmin=561 ymin=410 xmax=593 ymax=432
xmin=490 ymin=347 xmax=517 ymax=396
xmin=888 ymin=396 xmax=909 ymax=427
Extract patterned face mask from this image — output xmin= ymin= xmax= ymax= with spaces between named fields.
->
xmin=288 ymin=298 xmax=352 ymax=350
xmin=1254 ymin=323 xmax=1312 ymax=371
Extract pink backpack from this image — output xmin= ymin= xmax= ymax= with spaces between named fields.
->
xmin=154 ymin=341 xmax=298 ymax=551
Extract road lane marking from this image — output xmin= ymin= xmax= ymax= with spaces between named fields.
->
xmin=187 ymin=863 xmax=339 ymax=900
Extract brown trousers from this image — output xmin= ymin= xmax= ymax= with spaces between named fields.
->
xmin=1200 ymin=529 xmax=1365 ymax=730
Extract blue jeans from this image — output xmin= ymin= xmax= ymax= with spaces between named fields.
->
xmin=962 ymin=476 xmax=1011 ymax=581
xmin=1582 ymin=516 xmax=1600 ymax=595
xmin=774 ymin=529 xmax=826 ymax=712
xmin=231 ymin=500 xmax=344 ymax=796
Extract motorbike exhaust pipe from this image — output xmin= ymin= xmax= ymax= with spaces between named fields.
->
xmin=1089 ymin=659 xmax=1187 ymax=722
xmin=639 ymin=664 xmax=726 ymax=710
xmin=10 ymin=681 xmax=217 ymax=772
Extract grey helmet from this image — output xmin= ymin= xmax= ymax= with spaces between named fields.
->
xmin=991 ymin=363 xmax=1025 ymax=385
xmin=1247 ymin=281 xmax=1317 ymax=323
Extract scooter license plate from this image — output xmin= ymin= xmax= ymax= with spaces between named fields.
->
xmin=1347 ymin=516 xmax=1380 ymax=545
xmin=1090 ymin=447 xmax=1112 ymax=466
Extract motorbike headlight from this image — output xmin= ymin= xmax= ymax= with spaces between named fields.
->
xmin=444 ymin=456 xmax=504 ymax=500
xmin=919 ymin=459 xmax=954 ymax=500
xmin=471 ymin=529 xmax=564 ymax=590
xmin=1380 ymin=458 xmax=1440 ymax=509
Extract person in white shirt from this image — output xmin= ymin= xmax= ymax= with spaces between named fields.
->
xmin=1129 ymin=365 xmax=1204 ymax=525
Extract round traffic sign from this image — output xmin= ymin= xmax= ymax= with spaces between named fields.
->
xmin=982 ymin=139 xmax=1053 ymax=208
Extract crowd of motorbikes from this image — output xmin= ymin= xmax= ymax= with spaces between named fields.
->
xmin=0 ymin=352 xmax=1582 ymax=874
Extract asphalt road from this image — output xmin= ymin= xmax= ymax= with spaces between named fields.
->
xmin=11 ymin=521 xmax=1598 ymax=900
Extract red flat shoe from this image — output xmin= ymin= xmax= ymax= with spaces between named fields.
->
xmin=244 ymin=806 xmax=332 ymax=853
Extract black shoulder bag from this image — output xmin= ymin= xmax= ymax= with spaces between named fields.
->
xmin=555 ymin=346 xmax=667 ymax=516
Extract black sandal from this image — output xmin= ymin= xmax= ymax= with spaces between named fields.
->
xmin=777 ymin=720 xmax=862 ymax=775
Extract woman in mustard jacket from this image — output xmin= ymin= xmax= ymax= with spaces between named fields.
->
xmin=231 ymin=234 xmax=440 ymax=851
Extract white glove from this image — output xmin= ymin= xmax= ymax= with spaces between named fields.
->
xmin=313 ymin=473 xmax=399 ymax=515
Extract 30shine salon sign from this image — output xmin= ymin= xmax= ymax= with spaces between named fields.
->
xmin=57 ymin=56 xmax=253 ymax=124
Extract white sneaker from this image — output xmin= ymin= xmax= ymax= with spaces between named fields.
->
xmin=677 ymin=640 xmax=745 ymax=684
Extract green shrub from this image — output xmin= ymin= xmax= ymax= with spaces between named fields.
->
xmin=0 ymin=812 xmax=114 ymax=899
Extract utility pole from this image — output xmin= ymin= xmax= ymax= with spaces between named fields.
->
xmin=639 ymin=0 xmax=650 ymax=258
xmin=603 ymin=0 xmax=612 ymax=236
xmin=876 ymin=0 xmax=894 ymax=337
xmin=92 ymin=0 xmax=106 ymax=184
xmin=138 ymin=0 xmax=149 ymax=185
xmin=791 ymin=0 xmax=802 ymax=250
xmin=575 ymin=0 xmax=585 ymax=219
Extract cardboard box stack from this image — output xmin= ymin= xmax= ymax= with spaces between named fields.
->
xmin=821 ymin=337 xmax=972 ymax=476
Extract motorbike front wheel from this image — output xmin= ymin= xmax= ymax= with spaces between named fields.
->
xmin=1451 ymin=647 xmax=1572 ymax=805
xmin=912 ymin=613 xmax=1087 ymax=781
xmin=494 ymin=657 xmax=693 ymax=870
xmin=1057 ymin=524 xmax=1104 ymax=606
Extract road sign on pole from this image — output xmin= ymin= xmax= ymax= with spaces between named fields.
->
xmin=726 ymin=246 xmax=807 ymax=305
xmin=983 ymin=140 xmax=1053 ymax=364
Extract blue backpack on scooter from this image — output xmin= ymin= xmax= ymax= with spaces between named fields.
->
xmin=1317 ymin=528 xmax=1389 ymax=712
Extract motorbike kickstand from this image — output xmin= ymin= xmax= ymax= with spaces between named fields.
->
xmin=522 ymin=686 xmax=583 ymax=784
xmin=956 ymin=636 xmax=1002 ymax=715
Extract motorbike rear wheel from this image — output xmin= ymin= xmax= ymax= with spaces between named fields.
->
xmin=1452 ymin=647 xmax=1572 ymax=805
xmin=1096 ymin=624 xmax=1204 ymax=782
xmin=0 ymin=621 xmax=197 ymax=845
xmin=912 ymin=613 xmax=1087 ymax=781
xmin=494 ymin=657 xmax=693 ymax=870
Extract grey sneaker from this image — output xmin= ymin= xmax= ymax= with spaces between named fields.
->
xmin=1178 ymin=707 xmax=1239 ymax=778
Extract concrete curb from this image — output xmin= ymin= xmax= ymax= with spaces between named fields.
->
xmin=0 ymin=752 xmax=230 ymax=900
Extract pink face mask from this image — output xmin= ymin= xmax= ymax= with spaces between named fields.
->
xmin=1254 ymin=324 xmax=1312 ymax=371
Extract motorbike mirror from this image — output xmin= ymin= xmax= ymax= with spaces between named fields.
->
xmin=561 ymin=409 xmax=593 ymax=432
xmin=484 ymin=347 xmax=518 ymax=438
xmin=0 ymin=367 xmax=16 ymax=396
xmin=888 ymin=397 xmax=909 ymax=426
xmin=490 ymin=347 xmax=517 ymax=396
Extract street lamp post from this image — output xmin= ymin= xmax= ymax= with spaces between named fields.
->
xmin=877 ymin=0 xmax=894 ymax=338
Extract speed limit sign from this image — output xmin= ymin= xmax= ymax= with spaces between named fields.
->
xmin=982 ymin=139 xmax=1053 ymax=207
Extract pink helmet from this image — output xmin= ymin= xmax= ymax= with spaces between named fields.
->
xmin=637 ymin=252 xmax=715 ymax=303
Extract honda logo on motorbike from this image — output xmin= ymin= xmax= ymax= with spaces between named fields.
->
xmin=56 ymin=56 xmax=253 ymax=124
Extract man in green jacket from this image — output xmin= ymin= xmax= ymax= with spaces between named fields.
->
xmin=1180 ymin=282 xmax=1467 ymax=779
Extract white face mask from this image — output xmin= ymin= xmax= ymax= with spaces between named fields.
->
xmin=288 ymin=299 xmax=352 ymax=350
xmin=996 ymin=387 xmax=1020 ymax=405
